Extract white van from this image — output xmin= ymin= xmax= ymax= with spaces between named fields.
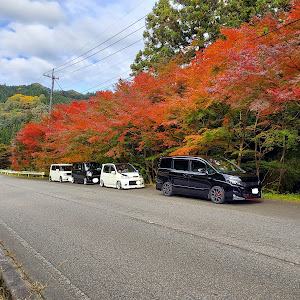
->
xmin=49 ymin=164 xmax=72 ymax=182
xmin=100 ymin=163 xmax=144 ymax=189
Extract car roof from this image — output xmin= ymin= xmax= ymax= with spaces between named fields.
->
xmin=161 ymin=156 xmax=221 ymax=160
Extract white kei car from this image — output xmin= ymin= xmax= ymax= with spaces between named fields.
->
xmin=100 ymin=163 xmax=144 ymax=189
xmin=49 ymin=164 xmax=72 ymax=182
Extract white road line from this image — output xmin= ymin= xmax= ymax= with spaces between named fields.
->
xmin=0 ymin=217 xmax=91 ymax=300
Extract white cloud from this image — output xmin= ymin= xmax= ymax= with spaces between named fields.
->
xmin=0 ymin=0 xmax=66 ymax=25
xmin=0 ymin=56 xmax=52 ymax=85
xmin=0 ymin=0 xmax=157 ymax=93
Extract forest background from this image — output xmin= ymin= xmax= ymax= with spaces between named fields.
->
xmin=1 ymin=0 xmax=299 ymax=194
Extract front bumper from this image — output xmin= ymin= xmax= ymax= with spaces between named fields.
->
xmin=121 ymin=178 xmax=144 ymax=189
xmin=87 ymin=176 xmax=99 ymax=184
xmin=232 ymin=186 xmax=262 ymax=200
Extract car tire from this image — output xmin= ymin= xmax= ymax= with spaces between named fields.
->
xmin=83 ymin=178 xmax=87 ymax=185
xmin=59 ymin=176 xmax=63 ymax=183
xmin=162 ymin=181 xmax=173 ymax=197
xmin=49 ymin=176 xmax=52 ymax=182
xmin=209 ymin=186 xmax=226 ymax=204
xmin=71 ymin=177 xmax=75 ymax=184
xmin=116 ymin=181 xmax=122 ymax=190
xmin=100 ymin=179 xmax=105 ymax=187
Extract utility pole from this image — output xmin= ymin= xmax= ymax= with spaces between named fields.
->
xmin=43 ymin=69 xmax=59 ymax=113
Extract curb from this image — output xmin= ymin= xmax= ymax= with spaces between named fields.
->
xmin=0 ymin=248 xmax=31 ymax=300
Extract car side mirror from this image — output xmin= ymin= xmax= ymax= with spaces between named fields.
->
xmin=111 ymin=171 xmax=116 ymax=175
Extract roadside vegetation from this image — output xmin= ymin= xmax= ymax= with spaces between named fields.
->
xmin=263 ymin=192 xmax=300 ymax=203
xmin=0 ymin=274 xmax=11 ymax=300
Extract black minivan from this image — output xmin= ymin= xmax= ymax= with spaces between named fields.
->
xmin=71 ymin=162 xmax=101 ymax=184
xmin=156 ymin=156 xmax=262 ymax=204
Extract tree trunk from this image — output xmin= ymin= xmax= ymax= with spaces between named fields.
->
xmin=254 ymin=113 xmax=260 ymax=177
xmin=144 ymin=148 xmax=153 ymax=184
xmin=277 ymin=135 xmax=286 ymax=193
xmin=237 ymin=110 xmax=248 ymax=167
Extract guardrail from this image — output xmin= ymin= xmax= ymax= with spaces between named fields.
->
xmin=0 ymin=169 xmax=45 ymax=177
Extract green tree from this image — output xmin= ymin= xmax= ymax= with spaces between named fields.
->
xmin=131 ymin=0 xmax=185 ymax=73
xmin=0 ymin=143 xmax=11 ymax=169
xmin=131 ymin=0 xmax=293 ymax=73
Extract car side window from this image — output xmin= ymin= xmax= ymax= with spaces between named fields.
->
xmin=173 ymin=159 xmax=189 ymax=171
xmin=103 ymin=165 xmax=110 ymax=173
xmin=75 ymin=163 xmax=82 ymax=171
xmin=51 ymin=166 xmax=56 ymax=170
xmin=160 ymin=158 xmax=172 ymax=168
xmin=206 ymin=164 xmax=215 ymax=175
xmin=190 ymin=160 xmax=206 ymax=173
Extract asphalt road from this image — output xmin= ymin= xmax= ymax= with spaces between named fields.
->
xmin=0 ymin=175 xmax=299 ymax=300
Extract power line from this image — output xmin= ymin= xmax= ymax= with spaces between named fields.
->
xmin=79 ymin=21 xmax=298 ymax=95
xmin=58 ymin=9 xmax=299 ymax=96
xmin=62 ymin=54 xmax=136 ymax=90
xmin=52 ymin=0 xmax=148 ymax=70
xmin=49 ymin=15 xmax=147 ymax=74
xmin=81 ymin=69 xmax=132 ymax=93
xmin=71 ymin=29 xmax=296 ymax=94
xmin=55 ymin=79 xmax=64 ymax=91
xmin=55 ymin=25 xmax=145 ymax=75
xmin=58 ymin=38 xmax=143 ymax=78
xmin=86 ymin=76 xmax=133 ymax=93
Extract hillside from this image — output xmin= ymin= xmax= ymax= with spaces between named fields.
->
xmin=0 ymin=83 xmax=94 ymax=105
xmin=0 ymin=83 xmax=95 ymax=145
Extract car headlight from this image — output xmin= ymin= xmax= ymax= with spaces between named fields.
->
xmin=86 ymin=171 xmax=92 ymax=177
xmin=225 ymin=175 xmax=243 ymax=186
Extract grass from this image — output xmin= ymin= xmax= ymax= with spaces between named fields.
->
xmin=263 ymin=192 xmax=300 ymax=203
xmin=0 ymin=241 xmax=45 ymax=300
xmin=0 ymin=274 xmax=11 ymax=300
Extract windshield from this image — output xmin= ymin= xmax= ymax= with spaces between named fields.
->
xmin=207 ymin=158 xmax=245 ymax=173
xmin=85 ymin=162 xmax=101 ymax=171
xmin=115 ymin=163 xmax=137 ymax=173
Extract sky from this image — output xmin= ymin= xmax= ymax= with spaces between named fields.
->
xmin=0 ymin=0 xmax=157 ymax=94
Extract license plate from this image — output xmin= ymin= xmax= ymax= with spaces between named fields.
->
xmin=252 ymin=188 xmax=259 ymax=194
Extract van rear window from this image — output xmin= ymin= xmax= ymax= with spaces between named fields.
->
xmin=160 ymin=158 xmax=172 ymax=168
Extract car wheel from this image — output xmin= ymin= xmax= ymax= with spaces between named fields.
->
xmin=116 ymin=181 xmax=122 ymax=190
xmin=210 ymin=186 xmax=226 ymax=204
xmin=49 ymin=176 xmax=52 ymax=182
xmin=84 ymin=178 xmax=87 ymax=185
xmin=162 ymin=181 xmax=173 ymax=197
xmin=100 ymin=179 xmax=105 ymax=187
xmin=59 ymin=176 xmax=63 ymax=183
xmin=71 ymin=177 xmax=75 ymax=184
